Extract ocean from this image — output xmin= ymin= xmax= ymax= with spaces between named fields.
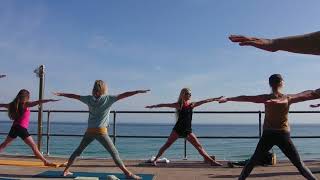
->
xmin=1 ymin=121 xmax=320 ymax=161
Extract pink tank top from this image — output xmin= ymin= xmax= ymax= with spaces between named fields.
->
xmin=13 ymin=108 xmax=30 ymax=129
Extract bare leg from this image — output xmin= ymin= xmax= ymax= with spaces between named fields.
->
xmin=153 ymin=131 xmax=179 ymax=166
xmin=186 ymin=133 xmax=221 ymax=166
xmin=0 ymin=136 xmax=15 ymax=152
xmin=23 ymin=136 xmax=55 ymax=166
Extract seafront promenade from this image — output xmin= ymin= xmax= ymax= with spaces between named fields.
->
xmin=1 ymin=155 xmax=320 ymax=180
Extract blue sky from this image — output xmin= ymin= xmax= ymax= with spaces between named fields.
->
xmin=1 ymin=0 xmax=320 ymax=124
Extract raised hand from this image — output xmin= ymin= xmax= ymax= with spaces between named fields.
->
xmin=145 ymin=105 xmax=156 ymax=109
xmin=52 ymin=92 xmax=63 ymax=96
xmin=218 ymin=97 xmax=228 ymax=103
xmin=203 ymin=96 xmax=224 ymax=103
xmin=213 ymin=96 xmax=224 ymax=101
xmin=310 ymin=104 xmax=320 ymax=108
xmin=137 ymin=89 xmax=151 ymax=93
xmin=229 ymin=35 xmax=277 ymax=52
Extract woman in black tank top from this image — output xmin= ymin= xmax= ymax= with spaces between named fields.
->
xmin=146 ymin=88 xmax=222 ymax=166
xmin=173 ymin=102 xmax=193 ymax=137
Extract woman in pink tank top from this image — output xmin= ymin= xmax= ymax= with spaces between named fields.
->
xmin=0 ymin=89 xmax=59 ymax=166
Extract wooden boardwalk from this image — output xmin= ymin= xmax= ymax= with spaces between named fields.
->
xmin=1 ymin=155 xmax=320 ymax=180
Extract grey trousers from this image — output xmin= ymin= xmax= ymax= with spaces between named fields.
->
xmin=67 ymin=133 xmax=124 ymax=167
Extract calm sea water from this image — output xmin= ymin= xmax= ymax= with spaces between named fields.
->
xmin=1 ymin=121 xmax=320 ymax=161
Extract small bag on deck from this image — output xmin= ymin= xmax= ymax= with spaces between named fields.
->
xmin=260 ymin=151 xmax=277 ymax=166
xmin=227 ymin=151 xmax=277 ymax=168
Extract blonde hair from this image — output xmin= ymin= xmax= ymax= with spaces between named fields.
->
xmin=175 ymin=88 xmax=191 ymax=121
xmin=92 ymin=80 xmax=107 ymax=97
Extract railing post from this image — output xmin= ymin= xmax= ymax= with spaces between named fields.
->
xmin=46 ymin=111 xmax=50 ymax=155
xmin=258 ymin=111 xmax=262 ymax=138
xmin=35 ymin=65 xmax=45 ymax=151
xmin=183 ymin=139 xmax=187 ymax=160
xmin=113 ymin=111 xmax=117 ymax=145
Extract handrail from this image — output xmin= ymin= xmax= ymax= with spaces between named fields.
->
xmin=1 ymin=109 xmax=320 ymax=159
xmin=2 ymin=133 xmax=320 ymax=139
xmin=2 ymin=109 xmax=320 ymax=113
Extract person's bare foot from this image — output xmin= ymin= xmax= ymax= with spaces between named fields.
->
xmin=62 ymin=170 xmax=73 ymax=177
xmin=44 ymin=161 xmax=58 ymax=167
xmin=58 ymin=161 xmax=68 ymax=167
xmin=151 ymin=160 xmax=157 ymax=166
xmin=204 ymin=155 xmax=216 ymax=163
xmin=126 ymin=173 xmax=142 ymax=180
xmin=210 ymin=161 xmax=222 ymax=166
xmin=210 ymin=155 xmax=216 ymax=161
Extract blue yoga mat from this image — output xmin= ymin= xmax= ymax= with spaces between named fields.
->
xmin=34 ymin=171 xmax=154 ymax=180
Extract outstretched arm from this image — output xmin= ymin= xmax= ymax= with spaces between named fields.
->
xmin=219 ymin=95 xmax=268 ymax=104
xmin=27 ymin=99 xmax=60 ymax=107
xmin=288 ymin=89 xmax=320 ymax=104
xmin=145 ymin=102 xmax=179 ymax=109
xmin=0 ymin=75 xmax=6 ymax=79
xmin=116 ymin=89 xmax=150 ymax=101
xmin=53 ymin=92 xmax=80 ymax=100
xmin=192 ymin=96 xmax=223 ymax=108
xmin=0 ymin=103 xmax=9 ymax=108
xmin=229 ymin=31 xmax=320 ymax=55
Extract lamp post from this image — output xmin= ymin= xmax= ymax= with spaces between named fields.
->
xmin=34 ymin=65 xmax=45 ymax=150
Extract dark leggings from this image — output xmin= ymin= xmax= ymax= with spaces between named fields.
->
xmin=239 ymin=130 xmax=317 ymax=180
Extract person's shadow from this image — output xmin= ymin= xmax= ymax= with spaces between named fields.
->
xmin=208 ymin=169 xmax=320 ymax=179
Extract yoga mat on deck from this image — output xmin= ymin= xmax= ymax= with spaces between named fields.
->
xmin=0 ymin=159 xmax=62 ymax=167
xmin=35 ymin=171 xmax=154 ymax=180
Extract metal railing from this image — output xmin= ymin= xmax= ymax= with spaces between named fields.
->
xmin=1 ymin=109 xmax=320 ymax=159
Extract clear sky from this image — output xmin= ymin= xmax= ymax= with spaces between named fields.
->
xmin=1 ymin=0 xmax=320 ymax=124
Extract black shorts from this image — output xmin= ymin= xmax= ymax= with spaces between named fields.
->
xmin=173 ymin=127 xmax=192 ymax=138
xmin=8 ymin=125 xmax=30 ymax=140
